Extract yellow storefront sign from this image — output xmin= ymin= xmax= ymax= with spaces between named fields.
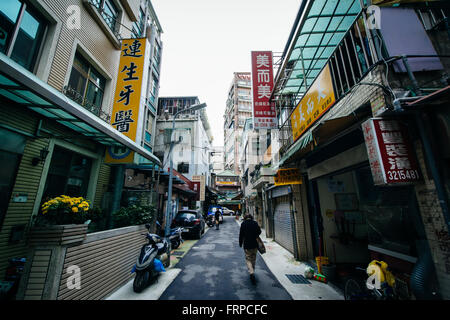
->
xmin=105 ymin=38 xmax=149 ymax=164
xmin=216 ymin=181 xmax=237 ymax=185
xmin=291 ymin=64 xmax=336 ymax=142
xmin=274 ymin=168 xmax=302 ymax=186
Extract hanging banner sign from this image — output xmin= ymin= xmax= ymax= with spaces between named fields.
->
xmin=251 ymin=51 xmax=277 ymax=129
xmin=291 ymin=64 xmax=336 ymax=142
xmin=105 ymin=38 xmax=150 ymax=164
xmin=274 ymin=168 xmax=302 ymax=186
xmin=192 ymin=175 xmax=205 ymax=201
xmin=362 ymin=118 xmax=421 ymax=185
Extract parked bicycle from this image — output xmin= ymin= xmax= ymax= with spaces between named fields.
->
xmin=344 ymin=260 xmax=398 ymax=300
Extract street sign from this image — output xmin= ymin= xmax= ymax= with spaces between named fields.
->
xmin=362 ymin=118 xmax=421 ymax=185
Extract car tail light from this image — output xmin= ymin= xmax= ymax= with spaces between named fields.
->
xmin=193 ymin=219 xmax=200 ymax=225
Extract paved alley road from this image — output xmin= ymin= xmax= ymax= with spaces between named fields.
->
xmin=159 ymin=216 xmax=293 ymax=300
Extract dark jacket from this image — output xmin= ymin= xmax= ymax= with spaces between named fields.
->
xmin=239 ymin=219 xmax=261 ymax=250
xmin=214 ymin=211 xmax=221 ymax=221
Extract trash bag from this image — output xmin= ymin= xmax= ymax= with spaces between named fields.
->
xmin=154 ymin=258 xmax=166 ymax=272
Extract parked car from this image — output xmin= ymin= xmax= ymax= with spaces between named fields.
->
xmin=222 ymin=207 xmax=235 ymax=216
xmin=207 ymin=205 xmax=223 ymax=223
xmin=171 ymin=210 xmax=205 ymax=239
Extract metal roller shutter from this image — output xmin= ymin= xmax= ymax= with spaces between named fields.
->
xmin=274 ymin=202 xmax=295 ymax=254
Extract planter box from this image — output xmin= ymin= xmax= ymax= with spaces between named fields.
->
xmin=28 ymin=224 xmax=88 ymax=246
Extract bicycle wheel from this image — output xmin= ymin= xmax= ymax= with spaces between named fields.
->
xmin=344 ymin=278 xmax=367 ymax=300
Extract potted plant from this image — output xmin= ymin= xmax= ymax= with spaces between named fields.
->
xmin=28 ymin=195 xmax=92 ymax=246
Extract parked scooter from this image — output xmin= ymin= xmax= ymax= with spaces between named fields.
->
xmin=131 ymin=223 xmax=170 ymax=293
xmin=0 ymin=258 xmax=26 ymax=300
xmin=156 ymin=221 xmax=183 ymax=249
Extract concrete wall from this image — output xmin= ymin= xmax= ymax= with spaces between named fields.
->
xmin=17 ymin=225 xmax=146 ymax=300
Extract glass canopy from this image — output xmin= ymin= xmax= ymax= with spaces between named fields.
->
xmin=276 ymin=0 xmax=363 ymax=98
xmin=0 ymin=53 xmax=161 ymax=165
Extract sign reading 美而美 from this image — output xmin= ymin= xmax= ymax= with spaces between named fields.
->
xmin=290 ymin=64 xmax=336 ymax=142
xmin=251 ymin=51 xmax=277 ymax=130
xmin=105 ymin=38 xmax=150 ymax=164
xmin=362 ymin=118 xmax=421 ymax=185
xmin=274 ymin=168 xmax=302 ymax=186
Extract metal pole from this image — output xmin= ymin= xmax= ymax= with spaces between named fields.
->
xmin=165 ymin=117 xmax=176 ymax=240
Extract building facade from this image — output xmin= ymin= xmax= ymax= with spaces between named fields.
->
xmin=264 ymin=0 xmax=450 ymax=300
xmin=0 ymin=0 xmax=164 ymax=300
xmin=154 ymin=96 xmax=213 ymax=216
xmin=223 ymin=72 xmax=253 ymax=175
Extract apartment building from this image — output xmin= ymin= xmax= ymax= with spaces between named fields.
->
xmin=155 ymin=96 xmax=213 ymax=184
xmin=266 ymin=0 xmax=450 ymax=299
xmin=0 ymin=0 xmax=163 ymax=300
xmin=223 ymin=72 xmax=253 ymax=175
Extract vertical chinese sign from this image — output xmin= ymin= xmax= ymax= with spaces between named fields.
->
xmin=105 ymin=38 xmax=150 ymax=164
xmin=192 ymin=175 xmax=206 ymax=202
xmin=251 ymin=51 xmax=277 ymax=129
xmin=362 ymin=118 xmax=421 ymax=185
xmin=290 ymin=64 xmax=336 ymax=142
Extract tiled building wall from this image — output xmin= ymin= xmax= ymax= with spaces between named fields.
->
xmin=414 ymin=140 xmax=450 ymax=299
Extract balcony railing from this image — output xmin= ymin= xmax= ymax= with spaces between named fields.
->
xmin=276 ymin=8 xmax=450 ymax=157
xmin=63 ymin=85 xmax=111 ymax=123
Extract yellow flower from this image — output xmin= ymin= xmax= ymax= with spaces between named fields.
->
xmin=72 ymin=207 xmax=79 ymax=213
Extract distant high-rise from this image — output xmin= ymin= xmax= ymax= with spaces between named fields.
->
xmin=223 ymin=72 xmax=253 ymax=175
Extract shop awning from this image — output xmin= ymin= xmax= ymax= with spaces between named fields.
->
xmin=274 ymin=0 xmax=363 ymax=98
xmin=173 ymin=184 xmax=197 ymax=195
xmin=313 ymin=114 xmax=359 ymax=142
xmin=274 ymin=130 xmax=313 ymax=170
xmin=0 ymin=53 xmax=161 ymax=165
xmin=158 ymin=172 xmax=185 ymax=185
xmin=218 ymin=200 xmax=242 ymax=205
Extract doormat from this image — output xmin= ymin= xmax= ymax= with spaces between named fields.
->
xmin=172 ymin=251 xmax=184 ymax=256
xmin=285 ymin=274 xmax=311 ymax=284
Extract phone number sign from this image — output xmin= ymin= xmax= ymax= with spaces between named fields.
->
xmin=362 ymin=118 xmax=421 ymax=185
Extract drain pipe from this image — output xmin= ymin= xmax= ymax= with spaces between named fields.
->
xmin=410 ymin=240 xmax=441 ymax=300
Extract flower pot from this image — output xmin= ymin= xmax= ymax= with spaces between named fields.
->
xmin=28 ymin=224 xmax=88 ymax=246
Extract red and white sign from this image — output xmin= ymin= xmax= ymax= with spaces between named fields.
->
xmin=251 ymin=51 xmax=277 ymax=129
xmin=362 ymin=118 xmax=421 ymax=185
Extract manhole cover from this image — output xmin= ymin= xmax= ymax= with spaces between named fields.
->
xmin=172 ymin=251 xmax=184 ymax=256
xmin=285 ymin=274 xmax=311 ymax=284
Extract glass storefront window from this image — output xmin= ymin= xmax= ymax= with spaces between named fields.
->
xmin=0 ymin=128 xmax=26 ymax=230
xmin=354 ymin=166 xmax=420 ymax=256
xmin=42 ymin=146 xmax=93 ymax=200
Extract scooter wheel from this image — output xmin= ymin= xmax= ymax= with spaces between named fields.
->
xmin=172 ymin=240 xmax=180 ymax=249
xmin=133 ymin=271 xmax=149 ymax=293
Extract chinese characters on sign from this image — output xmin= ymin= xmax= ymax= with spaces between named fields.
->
xmin=274 ymin=168 xmax=302 ymax=186
xmin=251 ymin=51 xmax=277 ymax=129
xmin=362 ymin=118 xmax=421 ymax=185
xmin=110 ymin=38 xmax=146 ymax=139
xmin=106 ymin=38 xmax=149 ymax=164
xmin=290 ymin=64 xmax=336 ymax=142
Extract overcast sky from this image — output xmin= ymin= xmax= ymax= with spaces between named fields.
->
xmin=151 ymin=0 xmax=302 ymax=147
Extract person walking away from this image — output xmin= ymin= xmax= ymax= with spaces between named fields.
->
xmin=214 ymin=208 xmax=220 ymax=230
xmin=239 ymin=214 xmax=261 ymax=284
